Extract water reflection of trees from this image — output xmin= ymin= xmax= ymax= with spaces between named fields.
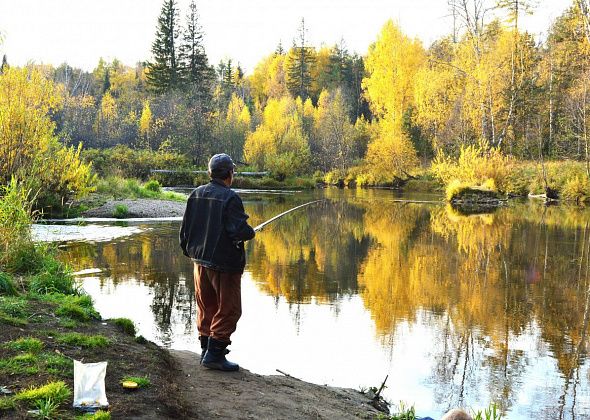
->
xmin=60 ymin=198 xmax=590 ymax=418
xmin=246 ymin=198 xmax=371 ymax=303
xmin=62 ymin=224 xmax=196 ymax=344
xmin=356 ymin=202 xmax=590 ymax=417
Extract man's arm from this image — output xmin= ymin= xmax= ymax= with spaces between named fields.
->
xmin=225 ymin=195 xmax=255 ymax=242
xmin=179 ymin=196 xmax=193 ymax=257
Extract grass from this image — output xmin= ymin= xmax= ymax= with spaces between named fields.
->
xmin=0 ymin=312 xmax=28 ymax=326
xmin=4 ymin=337 xmax=44 ymax=353
xmin=96 ymin=176 xmax=186 ymax=202
xmin=121 ymin=376 xmax=151 ymax=388
xmin=473 ymin=403 xmax=502 ymax=420
xmin=14 ymin=381 xmax=71 ymax=405
xmin=28 ymin=256 xmax=79 ymax=296
xmin=112 ymin=318 xmax=136 ymax=336
xmin=41 ymin=353 xmax=73 ymax=376
xmin=56 ymin=300 xmax=100 ymax=322
xmin=0 ymin=353 xmax=40 ymax=375
xmin=376 ymin=401 xmax=416 ymax=420
xmin=0 ymin=397 xmax=15 ymax=410
xmin=113 ymin=204 xmax=129 ymax=219
xmin=56 ymin=332 xmax=110 ymax=348
xmin=77 ymin=409 xmax=111 ymax=419
xmin=0 ymin=351 xmax=73 ymax=377
xmin=0 ymin=296 xmax=29 ymax=318
xmin=33 ymin=397 xmax=61 ymax=419
xmin=0 ymin=272 xmax=18 ymax=296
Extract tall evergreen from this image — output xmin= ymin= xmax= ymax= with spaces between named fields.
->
xmin=178 ymin=0 xmax=211 ymax=91
xmin=0 ymin=54 xmax=8 ymax=74
xmin=287 ymin=18 xmax=315 ymax=100
xmin=147 ymin=0 xmax=181 ymax=93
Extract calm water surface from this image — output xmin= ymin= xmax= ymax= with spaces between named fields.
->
xmin=43 ymin=189 xmax=590 ymax=419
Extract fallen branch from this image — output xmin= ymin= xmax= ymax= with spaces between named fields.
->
xmin=276 ymin=369 xmax=303 ymax=381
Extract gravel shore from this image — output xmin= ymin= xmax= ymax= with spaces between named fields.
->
xmin=83 ymin=198 xmax=186 ymax=218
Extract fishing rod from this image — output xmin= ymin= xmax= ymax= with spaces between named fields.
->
xmin=253 ymin=200 xmax=323 ymax=233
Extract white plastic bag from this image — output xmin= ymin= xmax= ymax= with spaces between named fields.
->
xmin=73 ymin=360 xmax=108 ymax=410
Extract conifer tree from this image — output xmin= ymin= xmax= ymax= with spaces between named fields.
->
xmin=178 ymin=0 xmax=211 ymax=91
xmin=286 ymin=18 xmax=315 ymax=100
xmin=147 ymin=0 xmax=181 ymax=93
xmin=0 ymin=55 xmax=8 ymax=75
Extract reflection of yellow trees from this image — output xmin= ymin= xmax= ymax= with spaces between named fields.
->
xmin=247 ymin=198 xmax=369 ymax=303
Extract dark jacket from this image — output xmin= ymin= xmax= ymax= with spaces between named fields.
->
xmin=179 ymin=179 xmax=255 ymax=273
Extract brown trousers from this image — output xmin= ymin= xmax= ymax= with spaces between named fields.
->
xmin=194 ymin=263 xmax=242 ymax=343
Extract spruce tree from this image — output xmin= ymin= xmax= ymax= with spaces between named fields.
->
xmin=286 ymin=18 xmax=315 ymax=101
xmin=0 ymin=54 xmax=8 ymax=74
xmin=147 ymin=0 xmax=181 ymax=93
xmin=178 ymin=0 xmax=211 ymax=91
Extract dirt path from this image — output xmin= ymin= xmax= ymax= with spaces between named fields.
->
xmin=170 ymin=350 xmax=383 ymax=419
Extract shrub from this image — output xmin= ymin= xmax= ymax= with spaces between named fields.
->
xmin=561 ymin=176 xmax=590 ymax=203
xmin=432 ymin=140 xmax=513 ymax=193
xmin=82 ymin=145 xmax=190 ymax=180
xmin=113 ymin=204 xmax=129 ymax=219
xmin=144 ymin=180 xmax=161 ymax=193
xmin=0 ymin=68 xmax=95 ymax=210
xmin=0 ymin=178 xmax=35 ymax=272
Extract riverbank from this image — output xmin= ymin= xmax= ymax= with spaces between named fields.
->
xmin=0 ymin=292 xmax=384 ymax=419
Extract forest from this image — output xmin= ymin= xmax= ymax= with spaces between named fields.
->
xmin=3 ymin=0 xmax=590 ymax=208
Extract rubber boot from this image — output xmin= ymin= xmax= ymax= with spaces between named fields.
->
xmin=202 ymin=337 xmax=239 ymax=371
xmin=199 ymin=336 xmax=208 ymax=364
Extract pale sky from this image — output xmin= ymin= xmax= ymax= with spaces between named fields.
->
xmin=0 ymin=0 xmax=574 ymax=74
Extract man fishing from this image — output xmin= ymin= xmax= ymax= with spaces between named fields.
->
xmin=179 ymin=153 xmax=255 ymax=372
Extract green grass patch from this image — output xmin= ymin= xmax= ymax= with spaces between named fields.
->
xmin=96 ymin=176 xmax=186 ymax=202
xmin=0 ymin=353 xmax=40 ymax=375
xmin=14 ymin=381 xmax=71 ymax=405
xmin=28 ymin=256 xmax=79 ymax=295
xmin=0 ymin=296 xmax=29 ymax=318
xmin=4 ymin=337 xmax=43 ymax=353
xmin=135 ymin=335 xmax=148 ymax=344
xmin=33 ymin=397 xmax=61 ymax=419
xmin=121 ymin=376 xmax=151 ymax=388
xmin=0 ymin=312 xmax=28 ymax=326
xmin=0 ymin=272 xmax=18 ymax=296
xmin=41 ymin=353 xmax=73 ymax=376
xmin=473 ymin=403 xmax=502 ymax=420
xmin=0 ymin=396 xmax=15 ymax=411
xmin=113 ymin=204 xmax=129 ymax=219
xmin=58 ymin=318 xmax=78 ymax=329
xmin=376 ymin=402 xmax=416 ymax=420
xmin=77 ymin=409 xmax=111 ymax=419
xmin=56 ymin=301 xmax=99 ymax=322
xmin=57 ymin=333 xmax=110 ymax=348
xmin=112 ymin=318 xmax=136 ymax=336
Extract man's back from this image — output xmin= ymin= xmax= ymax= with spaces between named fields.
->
xmin=180 ymin=179 xmax=254 ymax=273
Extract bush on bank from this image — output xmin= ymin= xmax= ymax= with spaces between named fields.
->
xmin=0 ymin=67 xmax=95 ymax=211
xmin=82 ymin=145 xmax=191 ymax=180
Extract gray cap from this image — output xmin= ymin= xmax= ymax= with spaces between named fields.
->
xmin=208 ymin=153 xmax=236 ymax=178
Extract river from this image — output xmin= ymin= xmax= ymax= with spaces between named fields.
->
xmin=35 ymin=188 xmax=590 ymax=419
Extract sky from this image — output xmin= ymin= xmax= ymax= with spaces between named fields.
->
xmin=0 ymin=0 xmax=574 ymax=75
